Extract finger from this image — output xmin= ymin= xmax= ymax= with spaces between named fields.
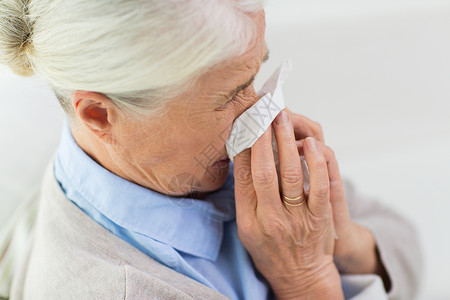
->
xmin=286 ymin=109 xmax=325 ymax=143
xmin=298 ymin=140 xmax=350 ymax=224
xmin=234 ymin=148 xmax=257 ymax=221
xmin=296 ymin=140 xmax=343 ymax=194
xmin=273 ymin=110 xmax=304 ymax=203
xmin=251 ymin=127 xmax=282 ymax=213
xmin=320 ymin=145 xmax=351 ymax=229
xmin=321 ymin=146 xmax=345 ymax=202
xmin=303 ymin=137 xmax=331 ymax=218
xmin=297 ymin=140 xmax=344 ymax=200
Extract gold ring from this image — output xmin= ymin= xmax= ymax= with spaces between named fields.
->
xmin=283 ymin=198 xmax=306 ymax=207
xmin=282 ymin=194 xmax=304 ymax=201
xmin=282 ymin=193 xmax=306 ymax=207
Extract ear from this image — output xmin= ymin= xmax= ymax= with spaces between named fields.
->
xmin=72 ymin=91 xmax=117 ymax=144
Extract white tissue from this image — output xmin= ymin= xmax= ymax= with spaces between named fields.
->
xmin=226 ymin=60 xmax=292 ymax=161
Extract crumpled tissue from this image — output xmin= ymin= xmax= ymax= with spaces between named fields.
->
xmin=225 ymin=60 xmax=291 ymax=161
xmin=225 ymin=60 xmax=310 ymax=194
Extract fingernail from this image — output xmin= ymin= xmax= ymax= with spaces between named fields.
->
xmin=306 ymin=137 xmax=317 ymax=151
xmin=274 ymin=110 xmax=288 ymax=125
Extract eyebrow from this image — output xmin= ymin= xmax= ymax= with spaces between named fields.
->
xmin=227 ymin=48 xmax=270 ymax=99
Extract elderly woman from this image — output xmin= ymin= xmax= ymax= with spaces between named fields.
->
xmin=1 ymin=0 xmax=421 ymax=299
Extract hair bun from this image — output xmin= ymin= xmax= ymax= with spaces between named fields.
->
xmin=0 ymin=0 xmax=34 ymax=76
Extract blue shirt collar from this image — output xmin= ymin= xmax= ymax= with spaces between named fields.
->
xmin=55 ymin=120 xmax=236 ymax=261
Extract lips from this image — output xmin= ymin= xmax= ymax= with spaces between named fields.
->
xmin=214 ymin=151 xmax=230 ymax=163
xmin=213 ymin=157 xmax=230 ymax=168
xmin=216 ymin=155 xmax=229 ymax=162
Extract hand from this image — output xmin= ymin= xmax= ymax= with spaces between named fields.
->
xmin=296 ymin=138 xmax=391 ymax=290
xmin=284 ymin=109 xmax=390 ymax=289
xmin=233 ymin=109 xmax=343 ymax=300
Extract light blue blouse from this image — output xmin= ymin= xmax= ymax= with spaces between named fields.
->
xmin=54 ymin=120 xmax=271 ymax=300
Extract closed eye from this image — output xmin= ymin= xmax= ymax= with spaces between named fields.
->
xmin=216 ymin=93 xmax=238 ymax=110
xmin=222 ymin=79 xmax=255 ymax=106
xmin=218 ymin=48 xmax=270 ymax=109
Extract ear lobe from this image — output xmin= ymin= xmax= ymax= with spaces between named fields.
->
xmin=72 ymin=91 xmax=115 ymax=143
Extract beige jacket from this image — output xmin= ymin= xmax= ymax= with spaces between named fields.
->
xmin=7 ymin=162 xmax=422 ymax=299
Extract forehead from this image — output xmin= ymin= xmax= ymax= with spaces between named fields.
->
xmin=197 ymin=11 xmax=267 ymax=93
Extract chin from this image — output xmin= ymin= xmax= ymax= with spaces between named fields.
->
xmin=165 ymin=164 xmax=230 ymax=198
xmin=199 ymin=164 xmax=230 ymax=193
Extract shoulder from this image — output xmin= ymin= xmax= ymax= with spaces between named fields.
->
xmin=15 ymin=161 xmax=227 ymax=300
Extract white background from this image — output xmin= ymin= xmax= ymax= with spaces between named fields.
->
xmin=1 ymin=0 xmax=449 ymax=299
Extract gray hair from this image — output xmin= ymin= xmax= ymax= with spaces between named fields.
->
xmin=0 ymin=0 xmax=264 ymax=116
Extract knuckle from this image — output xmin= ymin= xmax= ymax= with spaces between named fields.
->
xmin=310 ymin=155 xmax=327 ymax=169
xmin=280 ymin=134 xmax=296 ymax=147
xmin=253 ymin=167 xmax=277 ymax=186
xmin=330 ymin=179 xmax=343 ymax=191
xmin=312 ymin=182 xmax=329 ymax=199
xmin=235 ymin=167 xmax=253 ymax=186
xmin=281 ymin=167 xmax=303 ymax=185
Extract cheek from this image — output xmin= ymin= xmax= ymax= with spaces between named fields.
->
xmin=166 ymin=114 xmax=227 ymax=164
xmin=170 ymin=115 xmax=231 ymax=172
xmin=179 ymin=101 xmax=231 ymax=143
xmin=113 ymin=116 xmax=178 ymax=163
xmin=126 ymin=103 xmax=234 ymax=168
